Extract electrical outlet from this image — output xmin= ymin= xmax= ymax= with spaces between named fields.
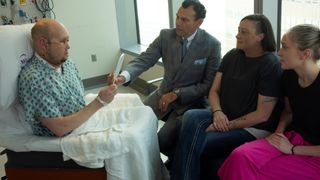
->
xmin=91 ymin=54 xmax=97 ymax=62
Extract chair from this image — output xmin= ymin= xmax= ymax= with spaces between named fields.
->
xmin=0 ymin=23 xmax=106 ymax=180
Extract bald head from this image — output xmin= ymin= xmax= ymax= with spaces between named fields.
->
xmin=31 ymin=18 xmax=66 ymax=41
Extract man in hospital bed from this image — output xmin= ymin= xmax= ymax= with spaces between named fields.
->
xmin=17 ymin=18 xmax=167 ymax=180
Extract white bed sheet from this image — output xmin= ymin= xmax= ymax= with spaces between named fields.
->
xmin=62 ymin=93 xmax=167 ymax=180
xmin=0 ymin=93 xmax=168 ymax=180
xmin=0 ymin=93 xmax=150 ymax=152
xmin=0 ymin=93 xmax=146 ymax=152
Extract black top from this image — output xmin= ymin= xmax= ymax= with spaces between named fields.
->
xmin=219 ymin=49 xmax=283 ymax=131
xmin=283 ymin=70 xmax=320 ymax=145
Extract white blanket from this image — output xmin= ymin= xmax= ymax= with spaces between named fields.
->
xmin=61 ymin=93 xmax=168 ymax=180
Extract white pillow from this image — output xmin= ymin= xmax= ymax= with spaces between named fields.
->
xmin=0 ymin=23 xmax=34 ymax=110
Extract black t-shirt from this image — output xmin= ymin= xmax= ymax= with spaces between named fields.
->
xmin=283 ymin=70 xmax=320 ymax=145
xmin=219 ymin=49 xmax=283 ymax=131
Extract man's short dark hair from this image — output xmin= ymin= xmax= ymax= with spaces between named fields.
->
xmin=182 ymin=1 xmax=206 ymax=20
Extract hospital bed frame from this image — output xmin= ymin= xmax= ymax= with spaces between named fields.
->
xmin=1 ymin=149 xmax=107 ymax=180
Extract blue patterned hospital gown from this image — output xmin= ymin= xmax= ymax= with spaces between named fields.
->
xmin=18 ymin=56 xmax=85 ymax=136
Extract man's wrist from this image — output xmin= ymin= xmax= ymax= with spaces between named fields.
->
xmin=96 ymin=95 xmax=108 ymax=106
xmin=173 ymin=88 xmax=180 ymax=97
xmin=118 ymin=75 xmax=126 ymax=85
xmin=120 ymin=71 xmax=130 ymax=84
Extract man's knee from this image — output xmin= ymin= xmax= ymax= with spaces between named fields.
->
xmin=158 ymin=121 xmax=180 ymax=156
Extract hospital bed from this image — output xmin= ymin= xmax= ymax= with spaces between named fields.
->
xmin=0 ymin=23 xmax=107 ymax=180
xmin=0 ymin=22 xmax=167 ymax=180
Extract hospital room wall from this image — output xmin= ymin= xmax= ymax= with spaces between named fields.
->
xmin=52 ymin=0 xmax=121 ymax=80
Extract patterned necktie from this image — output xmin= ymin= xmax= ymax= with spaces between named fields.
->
xmin=181 ymin=38 xmax=188 ymax=62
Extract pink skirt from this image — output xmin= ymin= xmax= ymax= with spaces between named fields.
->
xmin=218 ymin=130 xmax=320 ymax=180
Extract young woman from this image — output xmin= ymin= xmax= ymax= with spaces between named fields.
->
xmin=218 ymin=24 xmax=320 ymax=180
xmin=170 ymin=14 xmax=283 ymax=180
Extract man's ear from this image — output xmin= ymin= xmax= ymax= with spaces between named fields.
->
xmin=39 ymin=37 xmax=47 ymax=48
xmin=34 ymin=37 xmax=48 ymax=56
xmin=196 ymin=18 xmax=204 ymax=27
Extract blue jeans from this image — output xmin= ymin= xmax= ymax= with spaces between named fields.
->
xmin=170 ymin=109 xmax=256 ymax=180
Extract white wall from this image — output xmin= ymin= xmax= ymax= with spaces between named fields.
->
xmin=53 ymin=0 xmax=120 ymax=79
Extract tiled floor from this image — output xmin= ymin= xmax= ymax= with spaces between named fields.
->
xmin=0 ymin=85 xmax=167 ymax=178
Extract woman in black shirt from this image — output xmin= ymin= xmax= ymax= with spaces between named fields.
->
xmin=219 ymin=24 xmax=320 ymax=180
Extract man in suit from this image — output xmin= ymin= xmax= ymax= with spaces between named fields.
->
xmin=115 ymin=1 xmax=221 ymax=167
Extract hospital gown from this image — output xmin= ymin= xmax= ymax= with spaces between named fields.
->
xmin=18 ymin=55 xmax=85 ymax=136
